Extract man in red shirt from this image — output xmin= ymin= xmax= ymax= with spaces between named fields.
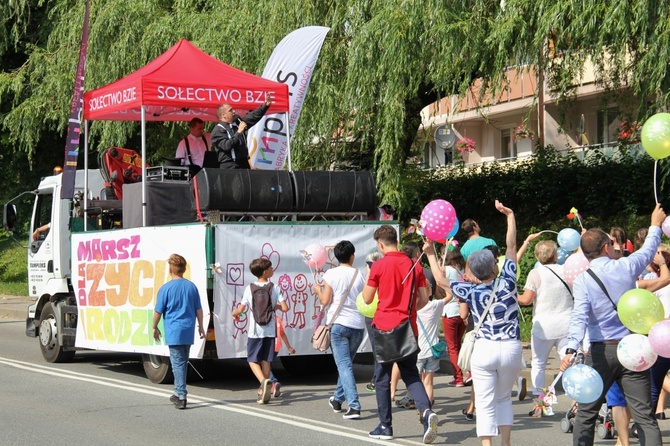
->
xmin=362 ymin=225 xmax=438 ymax=444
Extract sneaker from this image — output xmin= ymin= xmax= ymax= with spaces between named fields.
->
xmin=462 ymin=408 xmax=474 ymax=421
xmin=258 ymin=378 xmax=272 ymax=404
xmin=176 ymin=398 xmax=187 ymax=409
xmin=517 ymin=377 xmax=527 ymax=401
xmin=343 ymin=408 xmax=361 ymax=419
xmin=369 ymin=424 xmax=394 ymax=440
xmin=448 ymin=379 xmax=465 ymax=387
xmin=395 ymin=395 xmax=416 ymax=409
xmin=422 ymin=410 xmax=438 ymax=444
xmin=366 ymin=382 xmax=376 ymax=393
xmin=329 ymin=396 xmax=343 ymax=413
xmin=545 ymin=406 xmax=555 ymax=416
xmin=170 ymin=394 xmax=180 ymax=405
xmin=271 ymin=381 xmax=282 ymax=398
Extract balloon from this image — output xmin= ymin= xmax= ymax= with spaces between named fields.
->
xmin=301 ymin=244 xmax=327 ymax=269
xmin=641 ymin=113 xmax=670 ymax=160
xmin=557 ymin=228 xmax=581 ymax=252
xmin=617 ymin=334 xmax=658 ymax=371
xmin=420 ymin=199 xmax=457 ymax=241
xmin=617 ymin=288 xmax=665 ymax=334
xmin=446 ymin=217 xmax=460 ymax=239
xmin=649 ymin=320 xmax=670 ymax=357
xmin=563 ymin=251 xmax=590 ymax=287
xmin=562 ymin=363 xmax=604 ymax=404
xmin=556 ymin=247 xmax=570 ymax=265
xmin=356 ymin=291 xmax=378 ymax=318
xmin=662 ymin=216 xmax=670 ymax=238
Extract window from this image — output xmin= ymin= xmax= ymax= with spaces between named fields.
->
xmin=501 ymin=129 xmax=516 ymax=160
xmin=32 ymin=193 xmax=53 ymax=237
xmin=597 ymin=108 xmax=619 ymax=144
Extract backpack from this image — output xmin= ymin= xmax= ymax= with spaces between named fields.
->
xmin=250 ymin=282 xmax=274 ymax=326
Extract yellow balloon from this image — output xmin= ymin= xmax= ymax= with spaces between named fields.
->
xmin=356 ymin=292 xmax=378 ymax=318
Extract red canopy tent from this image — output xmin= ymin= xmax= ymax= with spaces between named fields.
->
xmin=83 ymin=39 xmax=289 ymax=121
xmin=81 ymin=39 xmax=290 ymax=225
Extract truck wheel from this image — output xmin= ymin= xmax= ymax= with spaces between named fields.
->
xmin=38 ymin=302 xmax=75 ymax=363
xmin=142 ymin=354 xmax=173 ymax=384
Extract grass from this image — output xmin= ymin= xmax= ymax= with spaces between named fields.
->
xmin=0 ymin=281 xmax=27 ymax=296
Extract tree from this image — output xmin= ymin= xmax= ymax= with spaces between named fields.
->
xmin=2 ymin=0 xmax=670 ymax=215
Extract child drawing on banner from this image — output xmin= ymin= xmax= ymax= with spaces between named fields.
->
xmin=310 ymin=267 xmax=327 ymax=320
xmin=290 ymin=273 xmax=309 ymax=329
xmin=276 ymin=273 xmax=293 ymax=327
xmin=227 ymin=262 xmax=247 ymax=339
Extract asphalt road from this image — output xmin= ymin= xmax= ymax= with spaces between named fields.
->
xmin=1 ymin=303 xmax=668 ymax=445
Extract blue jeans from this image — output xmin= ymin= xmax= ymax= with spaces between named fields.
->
xmin=375 ymin=350 xmax=431 ymax=426
xmin=169 ymin=345 xmax=190 ymax=398
xmin=331 ymin=324 xmax=364 ymax=410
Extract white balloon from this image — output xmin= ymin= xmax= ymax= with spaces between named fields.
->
xmin=617 ymin=334 xmax=657 ymax=371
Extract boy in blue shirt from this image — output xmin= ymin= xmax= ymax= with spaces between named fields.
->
xmin=153 ymin=254 xmax=205 ymax=409
xmin=233 ymin=258 xmax=288 ymax=403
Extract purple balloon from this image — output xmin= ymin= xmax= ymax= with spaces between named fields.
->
xmin=663 ymin=216 xmax=670 ymax=238
xmin=649 ymin=320 xmax=670 ymax=357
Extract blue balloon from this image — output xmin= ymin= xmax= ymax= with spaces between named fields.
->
xmin=558 ymin=228 xmax=581 ymax=252
xmin=557 ymin=247 xmax=570 ymax=265
xmin=446 ymin=217 xmax=460 ymax=239
xmin=562 ymin=364 xmax=604 ymax=404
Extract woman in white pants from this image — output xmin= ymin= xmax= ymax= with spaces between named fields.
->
xmin=450 ymin=201 xmax=522 ymax=446
xmin=518 ymin=240 xmax=573 ymax=399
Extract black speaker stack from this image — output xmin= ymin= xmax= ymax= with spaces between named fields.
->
xmin=193 ymin=169 xmax=376 ymax=214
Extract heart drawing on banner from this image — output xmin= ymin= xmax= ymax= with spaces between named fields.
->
xmin=227 ymin=266 xmax=242 ymax=285
xmin=261 ymin=243 xmax=281 ymax=271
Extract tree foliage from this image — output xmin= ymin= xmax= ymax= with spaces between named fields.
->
xmin=2 ymin=0 xmax=670 ymax=214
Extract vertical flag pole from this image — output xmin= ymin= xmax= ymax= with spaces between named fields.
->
xmin=141 ymin=106 xmax=147 ymax=226
xmin=83 ymin=119 xmax=88 ymax=231
xmin=286 ymin=111 xmax=292 ymax=172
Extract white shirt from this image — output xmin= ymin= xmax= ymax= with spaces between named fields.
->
xmin=323 ymin=266 xmax=366 ymax=329
xmin=523 ymin=264 xmax=573 ymax=340
xmin=241 ymin=281 xmax=285 ymax=338
xmin=175 ymin=133 xmax=212 ymax=167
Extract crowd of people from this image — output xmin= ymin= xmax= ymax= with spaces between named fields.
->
xmin=154 ymin=201 xmax=670 ymax=445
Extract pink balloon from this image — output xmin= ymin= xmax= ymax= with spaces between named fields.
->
xmin=649 ymin=320 xmax=670 ymax=357
xmin=563 ymin=251 xmax=590 ymax=287
xmin=302 ymin=244 xmax=327 ymax=269
xmin=662 ymin=216 xmax=670 ymax=238
xmin=420 ymin=199 xmax=457 ymax=241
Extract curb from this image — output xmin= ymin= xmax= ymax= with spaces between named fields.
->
xmin=0 ymin=295 xmax=32 ymax=321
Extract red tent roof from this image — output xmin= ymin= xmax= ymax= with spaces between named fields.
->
xmin=83 ymin=39 xmax=289 ymax=122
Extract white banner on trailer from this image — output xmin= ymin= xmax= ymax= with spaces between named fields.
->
xmin=73 ymin=225 xmax=210 ymax=357
xmin=212 ymin=222 xmax=386 ymax=359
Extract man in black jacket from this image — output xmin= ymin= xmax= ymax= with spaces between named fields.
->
xmin=211 ymin=95 xmax=273 ymax=169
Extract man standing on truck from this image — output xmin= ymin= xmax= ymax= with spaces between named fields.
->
xmin=153 ymin=254 xmax=206 ymax=409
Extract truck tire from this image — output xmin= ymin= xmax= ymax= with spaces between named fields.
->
xmin=280 ymin=355 xmax=336 ymax=375
xmin=38 ymin=302 xmax=75 ymax=363
xmin=142 ymin=354 xmax=173 ymax=384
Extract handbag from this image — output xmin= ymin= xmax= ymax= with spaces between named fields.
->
xmin=372 ymin=266 xmax=419 ymax=364
xmin=457 ymin=279 xmax=499 ymax=371
xmin=311 ymin=269 xmax=359 ymax=352
xmin=417 ymin=316 xmax=447 ymax=359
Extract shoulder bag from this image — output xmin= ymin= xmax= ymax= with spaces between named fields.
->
xmin=312 ymin=269 xmax=359 ymax=352
xmin=372 ymin=266 xmax=420 ymax=364
xmin=457 ymin=279 xmax=499 ymax=372
xmin=417 ymin=316 xmax=447 ymax=359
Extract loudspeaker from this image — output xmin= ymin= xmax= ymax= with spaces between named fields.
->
xmin=293 ymin=171 xmax=377 ymax=213
xmin=122 ymin=182 xmax=196 ymax=228
xmin=194 ymin=168 xmax=294 ymax=212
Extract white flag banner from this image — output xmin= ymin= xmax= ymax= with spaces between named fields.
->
xmin=248 ymin=26 xmax=330 ymax=170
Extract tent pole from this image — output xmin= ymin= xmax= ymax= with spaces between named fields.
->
xmin=141 ymin=106 xmax=147 ymax=227
xmin=83 ymin=119 xmax=88 ymax=231
xmin=285 ymin=111 xmax=292 ymax=171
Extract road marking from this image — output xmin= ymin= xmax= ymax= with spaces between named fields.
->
xmin=0 ymin=356 xmax=427 ymax=445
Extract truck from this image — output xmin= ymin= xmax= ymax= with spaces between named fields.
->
xmin=4 ymin=166 xmax=386 ymax=382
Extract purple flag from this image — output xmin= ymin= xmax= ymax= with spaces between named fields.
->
xmin=61 ymin=0 xmax=90 ymax=199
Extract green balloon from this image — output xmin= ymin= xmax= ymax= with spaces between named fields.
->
xmin=617 ymin=288 xmax=665 ymax=334
xmin=641 ymin=113 xmax=670 ymax=160
xmin=356 ymin=291 xmax=378 ymax=318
